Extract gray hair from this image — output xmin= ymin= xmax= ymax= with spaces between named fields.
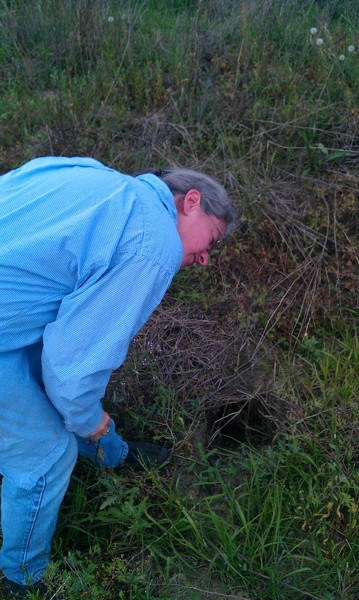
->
xmin=158 ymin=168 xmax=237 ymax=235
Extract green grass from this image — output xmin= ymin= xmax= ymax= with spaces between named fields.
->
xmin=0 ymin=0 xmax=358 ymax=598
xmin=0 ymin=0 xmax=358 ymax=172
xmin=46 ymin=429 xmax=357 ymax=598
xmin=36 ymin=330 xmax=357 ymax=599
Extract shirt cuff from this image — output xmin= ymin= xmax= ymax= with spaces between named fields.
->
xmin=66 ymin=403 xmax=104 ymax=438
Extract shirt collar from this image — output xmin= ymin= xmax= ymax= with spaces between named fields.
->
xmin=135 ymin=173 xmax=178 ymax=224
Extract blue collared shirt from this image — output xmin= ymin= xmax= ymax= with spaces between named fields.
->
xmin=0 ymin=156 xmax=183 ymax=487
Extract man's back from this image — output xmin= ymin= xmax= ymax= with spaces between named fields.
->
xmin=0 ymin=156 xmax=183 ymax=351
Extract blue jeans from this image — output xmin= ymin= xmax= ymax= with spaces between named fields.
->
xmin=0 ymin=422 xmax=128 ymax=585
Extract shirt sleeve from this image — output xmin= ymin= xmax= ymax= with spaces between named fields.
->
xmin=41 ymin=252 xmax=174 ymax=437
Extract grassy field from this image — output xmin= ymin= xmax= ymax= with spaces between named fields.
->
xmin=0 ymin=0 xmax=358 ymax=598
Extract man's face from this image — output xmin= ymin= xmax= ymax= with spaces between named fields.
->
xmin=176 ymin=189 xmax=226 ymax=268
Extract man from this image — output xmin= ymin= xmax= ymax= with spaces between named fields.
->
xmin=0 ymin=156 xmax=235 ymax=596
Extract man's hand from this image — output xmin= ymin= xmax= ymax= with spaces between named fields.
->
xmin=84 ymin=410 xmax=112 ymax=440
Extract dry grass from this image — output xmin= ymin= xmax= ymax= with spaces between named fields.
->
xmin=105 ymin=158 xmax=358 ymax=446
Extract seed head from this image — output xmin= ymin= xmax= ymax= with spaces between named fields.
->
xmin=310 ymin=27 xmax=318 ymax=35
xmin=108 ymin=16 xmax=114 ymax=23
xmin=348 ymin=45 xmax=355 ymax=53
xmin=316 ymin=38 xmax=324 ymax=46
xmin=338 ymin=54 xmax=345 ymax=61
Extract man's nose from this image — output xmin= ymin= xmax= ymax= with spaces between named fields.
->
xmin=196 ymin=251 xmax=209 ymax=266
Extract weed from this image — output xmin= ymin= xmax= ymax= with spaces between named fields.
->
xmin=47 ymin=436 xmax=357 ymax=598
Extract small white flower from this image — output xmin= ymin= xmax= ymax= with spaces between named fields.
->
xmin=338 ymin=54 xmax=345 ymax=61
xmin=316 ymin=38 xmax=324 ymax=46
xmin=310 ymin=27 xmax=318 ymax=35
xmin=348 ymin=45 xmax=355 ymax=53
xmin=107 ymin=16 xmax=114 ymax=23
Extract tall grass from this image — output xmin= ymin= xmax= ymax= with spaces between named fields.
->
xmin=0 ymin=0 xmax=357 ymax=173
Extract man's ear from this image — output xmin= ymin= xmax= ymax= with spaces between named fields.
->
xmin=182 ymin=189 xmax=201 ymax=215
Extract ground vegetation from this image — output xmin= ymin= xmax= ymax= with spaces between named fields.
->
xmin=0 ymin=1 xmax=358 ymax=598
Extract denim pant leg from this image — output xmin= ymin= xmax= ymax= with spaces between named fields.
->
xmin=76 ymin=419 xmax=128 ymax=467
xmin=0 ymin=434 xmax=78 ymax=585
